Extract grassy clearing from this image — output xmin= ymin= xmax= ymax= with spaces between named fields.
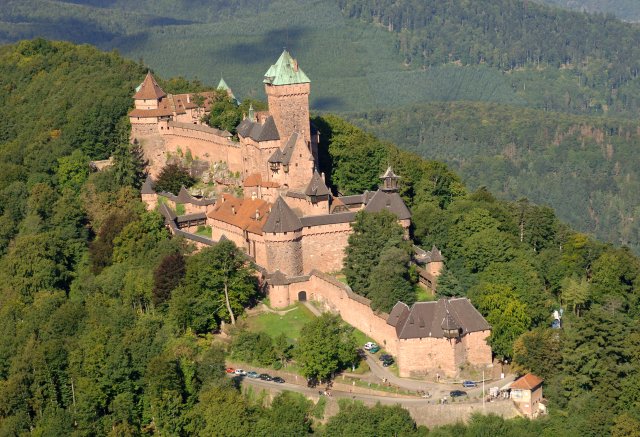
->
xmin=175 ymin=203 xmax=186 ymax=215
xmin=245 ymin=302 xmax=316 ymax=343
xmin=195 ymin=225 xmax=212 ymax=238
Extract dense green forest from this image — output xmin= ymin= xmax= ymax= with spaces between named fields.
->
xmin=344 ymin=103 xmax=640 ymax=253
xmin=536 ymin=0 xmax=640 ymax=21
xmin=1 ymin=38 xmax=640 ymax=435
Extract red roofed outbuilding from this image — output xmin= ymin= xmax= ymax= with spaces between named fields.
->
xmin=510 ymin=373 xmax=544 ymax=418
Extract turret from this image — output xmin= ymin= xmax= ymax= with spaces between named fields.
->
xmin=380 ymin=166 xmax=400 ymax=192
xmin=133 ymin=72 xmax=166 ymax=110
xmin=262 ymin=196 xmax=303 ymax=276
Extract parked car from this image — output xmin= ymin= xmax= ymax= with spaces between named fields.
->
xmin=382 ymin=358 xmax=394 ymax=367
xmin=225 ymin=367 xmax=235 ymax=374
xmin=364 ymin=342 xmax=377 ymax=351
xmin=369 ymin=345 xmax=380 ymax=353
xmin=379 ymin=354 xmax=393 ymax=361
xmin=247 ymin=371 xmax=259 ymax=378
xmin=259 ymin=373 xmax=272 ymax=381
xmin=462 ymin=380 xmax=477 ymax=388
xmin=234 ymin=369 xmax=247 ymax=376
xmin=450 ymin=390 xmax=467 ymax=398
xmin=272 ymin=376 xmax=285 ymax=383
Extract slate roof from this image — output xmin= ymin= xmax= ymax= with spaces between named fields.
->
xmin=141 ymin=175 xmax=155 ymax=195
xmin=279 ymin=132 xmax=298 ymax=165
xmin=237 ymin=115 xmax=280 ymax=142
xmin=134 ymin=72 xmax=166 ymax=100
xmin=207 ymin=194 xmax=271 ymax=235
xmin=363 ymin=190 xmax=411 ymax=220
xmin=263 ymin=50 xmax=311 ymax=86
xmin=387 ymin=298 xmax=491 ymax=340
xmin=304 ymin=170 xmax=331 ymax=197
xmin=268 ymin=148 xmax=284 ymax=163
xmin=262 ymin=196 xmax=302 ymax=233
xmin=511 ymin=373 xmax=544 ymax=390
xmin=175 ymin=212 xmax=207 ymax=224
xmin=300 ymin=212 xmax=356 ymax=227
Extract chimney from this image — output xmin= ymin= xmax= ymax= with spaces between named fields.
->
xmin=231 ymin=206 xmax=236 ymax=215
xmin=255 ymin=209 xmax=260 ymax=220
xmin=251 ymin=191 xmax=257 ymax=200
xmin=321 ymin=172 xmax=325 ymax=182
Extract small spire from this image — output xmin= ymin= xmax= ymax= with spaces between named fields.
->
xmin=248 ymin=104 xmax=255 ymax=122
xmin=380 ymin=166 xmax=400 ymax=192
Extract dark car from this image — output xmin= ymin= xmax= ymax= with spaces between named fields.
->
xmin=379 ymin=354 xmax=393 ymax=361
xmin=450 ymin=390 xmax=467 ymax=398
xmin=272 ymin=376 xmax=285 ymax=383
xmin=382 ymin=357 xmax=394 ymax=367
xmin=259 ymin=373 xmax=272 ymax=381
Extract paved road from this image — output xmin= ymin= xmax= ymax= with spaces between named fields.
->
xmin=234 ymin=374 xmax=449 ymax=406
xmin=363 ymin=354 xmax=511 ymax=399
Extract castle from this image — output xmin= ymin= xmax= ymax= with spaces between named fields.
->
xmin=133 ymin=51 xmax=492 ymax=377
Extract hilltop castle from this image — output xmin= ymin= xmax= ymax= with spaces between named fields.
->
xmin=133 ymin=51 xmax=492 ymax=377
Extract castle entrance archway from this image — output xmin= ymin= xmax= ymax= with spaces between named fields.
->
xmin=298 ymin=291 xmax=307 ymax=302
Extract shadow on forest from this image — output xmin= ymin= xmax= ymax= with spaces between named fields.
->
xmin=212 ymin=26 xmax=307 ymax=64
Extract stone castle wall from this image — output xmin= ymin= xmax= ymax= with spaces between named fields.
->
xmin=301 ymin=222 xmax=351 ymax=274
xmin=284 ymin=196 xmax=330 ymax=217
xmin=131 ymin=123 xmax=159 ymax=137
xmin=397 ymin=337 xmax=459 ymax=377
xmin=462 ymin=330 xmax=492 ymax=365
xmin=162 ymin=124 xmax=243 ymax=173
xmin=267 ymin=271 xmax=492 ymax=377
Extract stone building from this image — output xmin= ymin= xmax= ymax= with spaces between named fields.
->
xmin=137 ymin=50 xmax=492 ymax=377
xmin=509 ymin=373 xmax=545 ymax=418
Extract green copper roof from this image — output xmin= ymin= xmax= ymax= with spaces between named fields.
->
xmin=217 ymin=77 xmax=230 ymax=91
xmin=263 ymin=50 xmax=310 ymax=86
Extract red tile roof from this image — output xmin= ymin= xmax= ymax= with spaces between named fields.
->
xmin=243 ymin=173 xmax=280 ymax=188
xmin=134 ymin=72 xmax=166 ymax=100
xmin=511 ymin=373 xmax=544 ymax=390
xmin=207 ymin=194 xmax=271 ymax=235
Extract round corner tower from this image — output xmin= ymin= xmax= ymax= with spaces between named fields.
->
xmin=262 ymin=196 xmax=304 ymax=276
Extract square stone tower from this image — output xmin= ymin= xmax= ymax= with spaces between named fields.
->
xmin=263 ymin=50 xmax=311 ymax=146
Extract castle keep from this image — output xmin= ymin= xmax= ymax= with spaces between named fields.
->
xmin=134 ymin=51 xmax=492 ymax=377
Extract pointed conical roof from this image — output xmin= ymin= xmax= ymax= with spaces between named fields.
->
xmin=304 ymin=170 xmax=330 ymax=197
xmin=263 ymin=50 xmax=310 ymax=86
xmin=141 ymin=175 xmax=155 ymax=195
xmin=217 ymin=77 xmax=230 ymax=91
xmin=380 ymin=166 xmax=399 ymax=180
xmin=262 ymin=196 xmax=302 ymax=233
xmin=134 ymin=72 xmax=166 ymax=100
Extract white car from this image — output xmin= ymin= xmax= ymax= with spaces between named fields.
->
xmin=234 ymin=369 xmax=247 ymax=376
xmin=364 ymin=342 xmax=378 ymax=351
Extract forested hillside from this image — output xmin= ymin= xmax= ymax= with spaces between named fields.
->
xmin=1 ymin=39 xmax=640 ymax=435
xmin=345 ymin=103 xmax=640 ymax=253
xmin=536 ymin=0 xmax=640 ymax=21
